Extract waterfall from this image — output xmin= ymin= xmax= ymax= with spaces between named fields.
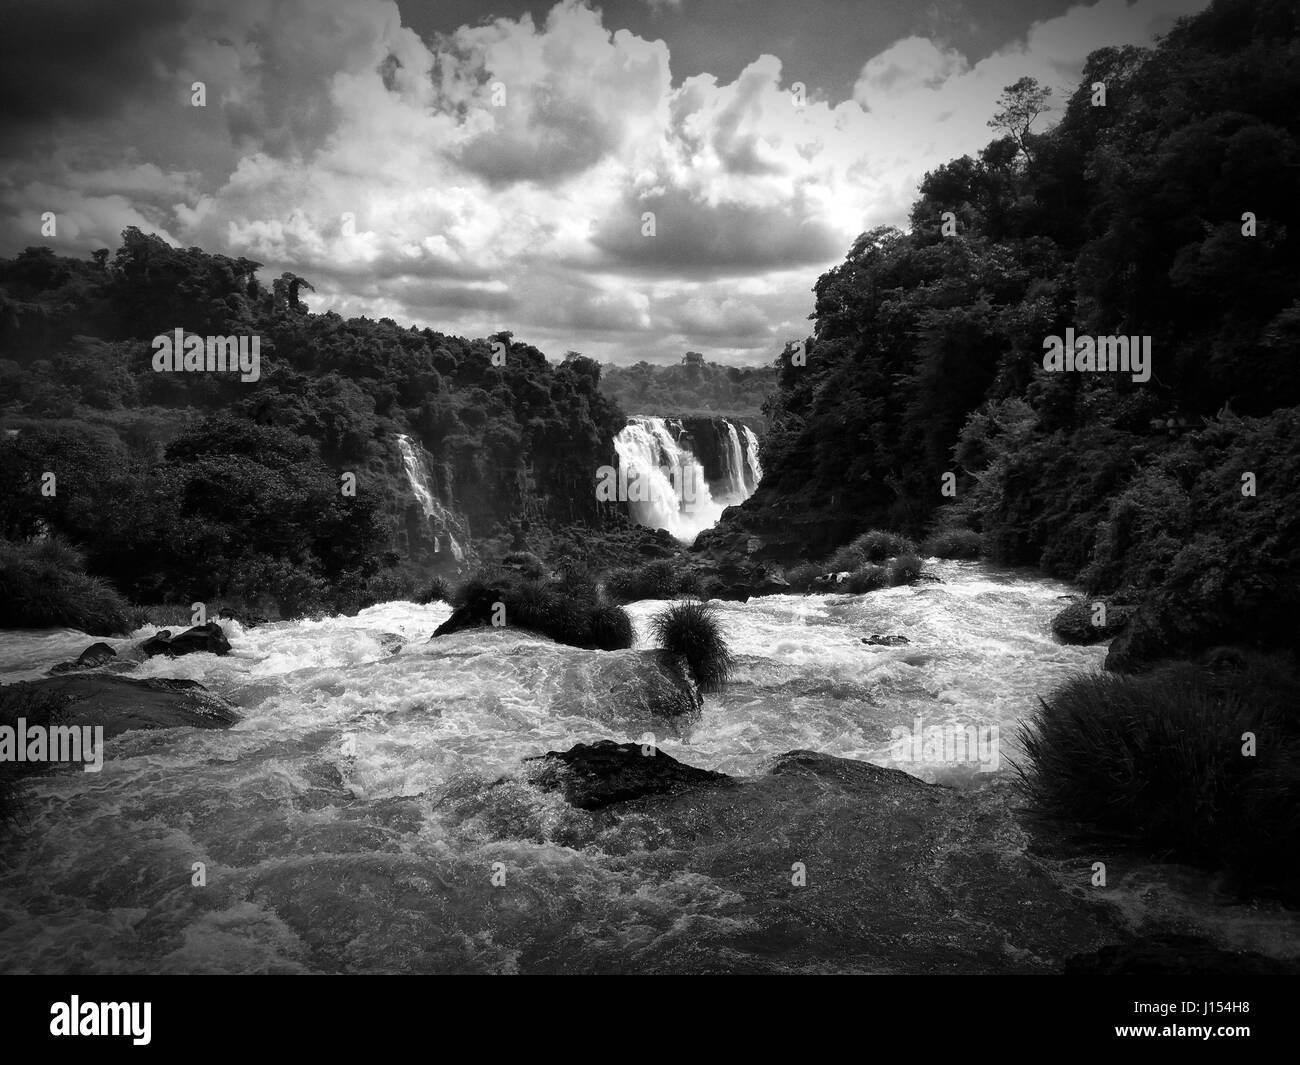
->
xmin=396 ymin=434 xmax=464 ymax=561
xmin=742 ymin=425 xmax=762 ymax=492
xmin=612 ymin=416 xmax=762 ymax=542
xmin=722 ymin=422 xmax=747 ymax=502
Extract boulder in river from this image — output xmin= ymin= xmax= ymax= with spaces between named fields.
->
xmin=862 ymin=634 xmax=910 ymax=646
xmin=1050 ymin=599 xmax=1134 ymax=644
xmin=141 ymin=621 xmax=231 ymax=658
xmin=48 ymin=641 xmax=117 ymax=674
xmin=525 ymin=739 xmax=733 ymax=810
xmin=1 ymin=673 xmax=239 ymax=740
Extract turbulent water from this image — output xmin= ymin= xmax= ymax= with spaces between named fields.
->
xmin=2 ymin=562 xmax=1296 ymax=973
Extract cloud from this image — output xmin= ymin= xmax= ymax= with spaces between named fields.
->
xmin=0 ymin=0 xmax=1212 ymax=363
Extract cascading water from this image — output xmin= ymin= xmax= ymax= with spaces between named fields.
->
xmin=612 ymin=416 xmax=761 ymax=541
xmin=3 ymin=561 xmax=1293 ymax=973
xmin=396 ymin=433 xmax=464 ymax=561
xmin=723 ymin=421 xmax=747 ymax=501
xmin=742 ymin=425 xmax=762 ymax=492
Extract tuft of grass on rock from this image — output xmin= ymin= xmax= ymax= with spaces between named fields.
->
xmin=649 ymin=599 xmax=735 ymax=695
xmin=827 ymin=530 xmax=917 ymax=572
xmin=847 ymin=564 xmax=889 ymax=593
xmin=416 ymin=576 xmax=453 ymax=605
xmin=887 ymin=553 xmax=924 ymax=586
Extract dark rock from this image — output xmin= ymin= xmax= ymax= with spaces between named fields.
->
xmin=377 ymin=632 xmax=406 ymax=655
xmin=862 ymin=634 xmax=910 ymax=646
xmin=1051 ymin=599 xmax=1134 ymax=645
xmin=432 ymin=586 xmax=504 ymax=638
xmin=141 ymin=621 xmax=231 ymax=658
xmin=1 ymin=674 xmax=239 ymax=740
xmin=48 ymin=641 xmax=117 ymax=674
xmin=525 ymin=739 xmax=733 ymax=810
xmin=1064 ymin=934 xmax=1300 ymax=975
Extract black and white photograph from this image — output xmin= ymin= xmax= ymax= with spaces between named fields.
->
xmin=0 ymin=0 xmax=1297 ymax=1026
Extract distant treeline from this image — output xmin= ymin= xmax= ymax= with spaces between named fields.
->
xmin=599 ymin=357 xmax=774 ymax=423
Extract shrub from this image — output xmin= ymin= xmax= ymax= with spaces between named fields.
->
xmin=784 ymin=561 xmax=823 ymax=592
xmin=826 ymin=529 xmax=917 ymax=571
xmin=847 ymin=564 xmax=889 ymax=593
xmin=921 ymin=527 xmax=982 ymax=559
xmin=554 ymin=560 xmax=599 ymax=604
xmin=887 ymin=553 xmax=924 ymax=586
xmin=0 ymin=537 xmax=135 ymax=635
xmin=606 ymin=559 xmax=696 ymax=603
xmin=584 ymin=602 xmax=636 ymax=651
xmin=416 ymin=576 xmax=452 ymax=605
xmin=442 ymin=568 xmax=634 ymax=651
xmin=649 ymin=599 xmax=734 ymax=694
xmin=1016 ymin=656 xmax=1300 ymax=898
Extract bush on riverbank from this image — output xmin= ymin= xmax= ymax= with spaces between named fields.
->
xmin=828 ymin=530 xmax=917 ymax=572
xmin=649 ymin=599 xmax=734 ymax=694
xmin=605 ymin=559 xmax=703 ymax=603
xmin=1017 ymin=653 xmax=1300 ymax=900
xmin=921 ymin=527 xmax=982 ymax=560
xmin=0 ymin=538 xmax=135 ymax=636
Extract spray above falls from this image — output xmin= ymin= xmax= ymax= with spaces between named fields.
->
xmin=612 ymin=416 xmax=762 ymax=542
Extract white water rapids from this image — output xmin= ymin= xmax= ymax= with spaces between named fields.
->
xmin=1 ymin=562 xmax=1296 ymax=973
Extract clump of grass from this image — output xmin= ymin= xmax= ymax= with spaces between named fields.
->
xmin=0 ymin=537 xmax=135 ymax=636
xmin=784 ymin=561 xmax=822 ymax=592
xmin=606 ymin=559 xmax=699 ymax=603
xmin=416 ymin=576 xmax=452 ymax=605
xmin=887 ymin=553 xmax=924 ymax=586
xmin=827 ymin=530 xmax=917 ymax=571
xmin=847 ymin=564 xmax=889 ymax=593
xmin=920 ymin=528 xmax=982 ymax=559
xmin=584 ymin=602 xmax=635 ymax=651
xmin=649 ymin=599 xmax=734 ymax=695
xmin=443 ymin=568 xmax=634 ymax=652
xmin=1016 ymin=654 xmax=1300 ymax=898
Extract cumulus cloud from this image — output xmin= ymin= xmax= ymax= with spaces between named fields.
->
xmin=0 ymin=0 xmax=1211 ymax=363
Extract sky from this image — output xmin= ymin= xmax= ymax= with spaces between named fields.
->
xmin=0 ymin=0 xmax=1211 ymax=365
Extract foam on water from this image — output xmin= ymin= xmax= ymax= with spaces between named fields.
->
xmin=1 ymin=561 xmax=1294 ymax=972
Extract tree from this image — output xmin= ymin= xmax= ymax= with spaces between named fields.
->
xmin=988 ymin=77 xmax=1051 ymax=166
